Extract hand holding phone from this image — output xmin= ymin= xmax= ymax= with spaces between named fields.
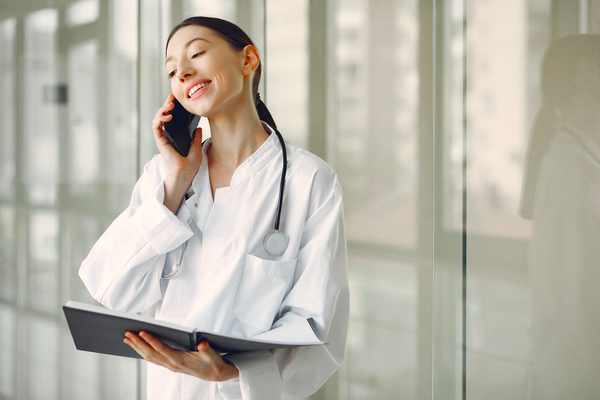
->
xmin=152 ymin=94 xmax=204 ymax=215
xmin=161 ymin=97 xmax=202 ymax=157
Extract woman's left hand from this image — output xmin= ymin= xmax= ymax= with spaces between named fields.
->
xmin=124 ymin=331 xmax=239 ymax=381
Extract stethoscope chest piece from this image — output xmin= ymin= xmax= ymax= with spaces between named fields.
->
xmin=264 ymin=230 xmax=288 ymax=256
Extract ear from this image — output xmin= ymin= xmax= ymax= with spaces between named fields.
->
xmin=241 ymin=44 xmax=260 ymax=77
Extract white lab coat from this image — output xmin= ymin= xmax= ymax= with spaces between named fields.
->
xmin=78 ymin=121 xmax=349 ymax=400
xmin=528 ymin=121 xmax=600 ymax=400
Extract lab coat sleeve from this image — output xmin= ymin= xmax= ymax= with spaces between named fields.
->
xmin=218 ymin=185 xmax=349 ymax=400
xmin=78 ymin=154 xmax=194 ymax=313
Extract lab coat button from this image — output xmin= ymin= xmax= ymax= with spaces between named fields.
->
xmin=194 ymin=203 xmax=198 ymax=208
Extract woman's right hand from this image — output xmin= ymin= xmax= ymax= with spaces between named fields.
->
xmin=152 ymin=93 xmax=204 ymax=214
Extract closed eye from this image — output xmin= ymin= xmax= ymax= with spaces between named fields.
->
xmin=167 ymin=51 xmax=206 ymax=79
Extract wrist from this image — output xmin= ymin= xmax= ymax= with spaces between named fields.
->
xmin=163 ymin=174 xmax=192 ymax=215
xmin=216 ymin=359 xmax=239 ymax=381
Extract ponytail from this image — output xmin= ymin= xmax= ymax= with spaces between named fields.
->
xmin=254 ymin=93 xmax=278 ymax=130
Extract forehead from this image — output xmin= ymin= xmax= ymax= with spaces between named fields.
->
xmin=166 ymin=25 xmax=218 ymax=57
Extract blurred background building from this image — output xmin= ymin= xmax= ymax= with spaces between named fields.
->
xmin=1 ymin=0 xmax=599 ymax=399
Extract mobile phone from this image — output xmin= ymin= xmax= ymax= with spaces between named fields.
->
xmin=162 ymin=97 xmax=201 ymax=157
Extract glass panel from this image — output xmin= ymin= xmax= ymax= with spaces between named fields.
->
xmin=24 ymin=8 xmax=59 ymax=206
xmin=183 ymin=0 xmax=236 ymax=20
xmin=0 ymin=18 xmax=16 ymax=201
xmin=0 ymin=206 xmax=17 ymax=301
xmin=68 ymin=40 xmax=100 ymax=197
xmin=61 ymin=327 xmax=101 ymax=400
xmin=108 ymin=0 xmax=139 ymax=213
xmin=347 ymin=256 xmax=418 ymax=398
xmin=26 ymin=314 xmax=59 ymax=400
xmin=67 ymin=0 xmax=100 ymax=27
xmin=329 ymin=0 xmax=425 ymax=399
xmin=265 ymin=0 xmax=309 ymax=149
xmin=0 ymin=305 xmax=16 ymax=398
xmin=333 ymin=0 xmax=418 ymax=249
xmin=28 ymin=210 xmax=60 ymax=314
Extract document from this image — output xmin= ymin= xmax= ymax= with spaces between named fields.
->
xmin=63 ymin=301 xmax=326 ymax=360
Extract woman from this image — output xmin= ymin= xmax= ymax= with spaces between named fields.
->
xmin=79 ymin=16 xmax=349 ymax=400
xmin=520 ymin=34 xmax=600 ymax=399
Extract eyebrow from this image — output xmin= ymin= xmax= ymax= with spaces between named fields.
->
xmin=165 ymin=38 xmax=211 ymax=65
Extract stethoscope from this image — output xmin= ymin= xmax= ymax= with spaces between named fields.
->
xmin=162 ymin=127 xmax=289 ymax=279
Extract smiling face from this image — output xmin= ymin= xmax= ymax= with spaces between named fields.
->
xmin=165 ymin=25 xmax=258 ymax=118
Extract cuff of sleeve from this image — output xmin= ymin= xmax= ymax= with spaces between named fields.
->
xmin=217 ymin=376 xmax=242 ymax=399
xmin=219 ymin=350 xmax=281 ymax=400
xmin=133 ymin=180 xmax=193 ymax=255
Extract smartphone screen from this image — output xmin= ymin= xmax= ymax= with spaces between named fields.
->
xmin=162 ymin=97 xmax=201 ymax=157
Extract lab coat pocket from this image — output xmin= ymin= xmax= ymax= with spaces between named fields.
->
xmin=232 ymin=253 xmax=298 ymax=335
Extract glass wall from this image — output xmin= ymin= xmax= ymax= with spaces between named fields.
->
xmin=2 ymin=0 xmax=600 ymax=399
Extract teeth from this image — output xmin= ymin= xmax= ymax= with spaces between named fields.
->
xmin=188 ymin=81 xmax=210 ymax=97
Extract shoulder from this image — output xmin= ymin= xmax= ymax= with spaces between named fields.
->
xmin=284 ymin=140 xmax=343 ymax=212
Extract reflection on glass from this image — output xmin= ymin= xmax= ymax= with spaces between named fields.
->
xmin=184 ymin=0 xmax=236 ymax=20
xmin=266 ymin=0 xmax=308 ymax=149
xmin=28 ymin=211 xmax=59 ymax=313
xmin=61 ymin=328 xmax=101 ymax=400
xmin=347 ymin=256 xmax=417 ymax=398
xmin=0 ymin=19 xmax=16 ymax=201
xmin=67 ymin=0 xmax=100 ymax=27
xmin=0 ymin=206 xmax=16 ymax=301
xmin=69 ymin=40 xmax=100 ymax=196
xmin=108 ymin=0 xmax=138 ymax=212
xmin=522 ymin=34 xmax=600 ymax=400
xmin=462 ymin=1 xmax=552 ymax=398
xmin=0 ymin=305 xmax=15 ymax=398
xmin=335 ymin=0 xmax=418 ymax=249
xmin=27 ymin=315 xmax=59 ymax=400
xmin=24 ymin=8 xmax=59 ymax=205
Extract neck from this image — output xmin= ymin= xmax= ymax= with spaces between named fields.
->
xmin=206 ymin=104 xmax=269 ymax=170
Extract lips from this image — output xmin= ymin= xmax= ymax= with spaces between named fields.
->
xmin=185 ymin=79 xmax=212 ymax=98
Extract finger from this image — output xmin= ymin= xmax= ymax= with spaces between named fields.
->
xmin=125 ymin=332 xmax=169 ymax=364
xmin=161 ymin=102 xmax=175 ymax=116
xmin=195 ymin=340 xmax=219 ymax=362
xmin=152 ymin=114 xmax=173 ymax=135
xmin=163 ymin=93 xmax=175 ymax=107
xmin=187 ymin=128 xmax=204 ymax=161
xmin=139 ymin=331 xmax=182 ymax=360
xmin=124 ymin=337 xmax=147 ymax=358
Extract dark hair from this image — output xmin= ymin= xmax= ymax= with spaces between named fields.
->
xmin=520 ymin=34 xmax=600 ymax=219
xmin=165 ymin=16 xmax=277 ymax=130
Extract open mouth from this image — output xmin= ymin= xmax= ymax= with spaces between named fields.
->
xmin=188 ymin=81 xmax=212 ymax=98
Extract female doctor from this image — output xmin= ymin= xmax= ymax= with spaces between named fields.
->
xmin=78 ymin=15 xmax=349 ymax=400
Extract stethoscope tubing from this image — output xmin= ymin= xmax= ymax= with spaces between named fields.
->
xmin=162 ymin=127 xmax=288 ymax=279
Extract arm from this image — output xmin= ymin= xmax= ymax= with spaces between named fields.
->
xmin=218 ymin=186 xmax=350 ymax=399
xmin=78 ymin=154 xmax=195 ymax=313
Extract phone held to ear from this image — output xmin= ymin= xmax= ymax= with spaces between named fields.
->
xmin=162 ymin=97 xmax=201 ymax=157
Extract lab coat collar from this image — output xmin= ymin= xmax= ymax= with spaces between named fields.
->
xmin=191 ymin=121 xmax=282 ymax=195
xmin=559 ymin=120 xmax=600 ymax=165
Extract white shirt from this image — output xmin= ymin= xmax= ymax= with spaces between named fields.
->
xmin=78 ymin=121 xmax=350 ymax=400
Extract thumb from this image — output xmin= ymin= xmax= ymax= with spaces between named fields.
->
xmin=196 ymin=340 xmax=210 ymax=352
xmin=191 ymin=127 xmax=203 ymax=149
xmin=188 ymin=128 xmax=204 ymax=157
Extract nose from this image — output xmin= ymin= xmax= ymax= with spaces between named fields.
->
xmin=176 ymin=61 xmax=195 ymax=81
